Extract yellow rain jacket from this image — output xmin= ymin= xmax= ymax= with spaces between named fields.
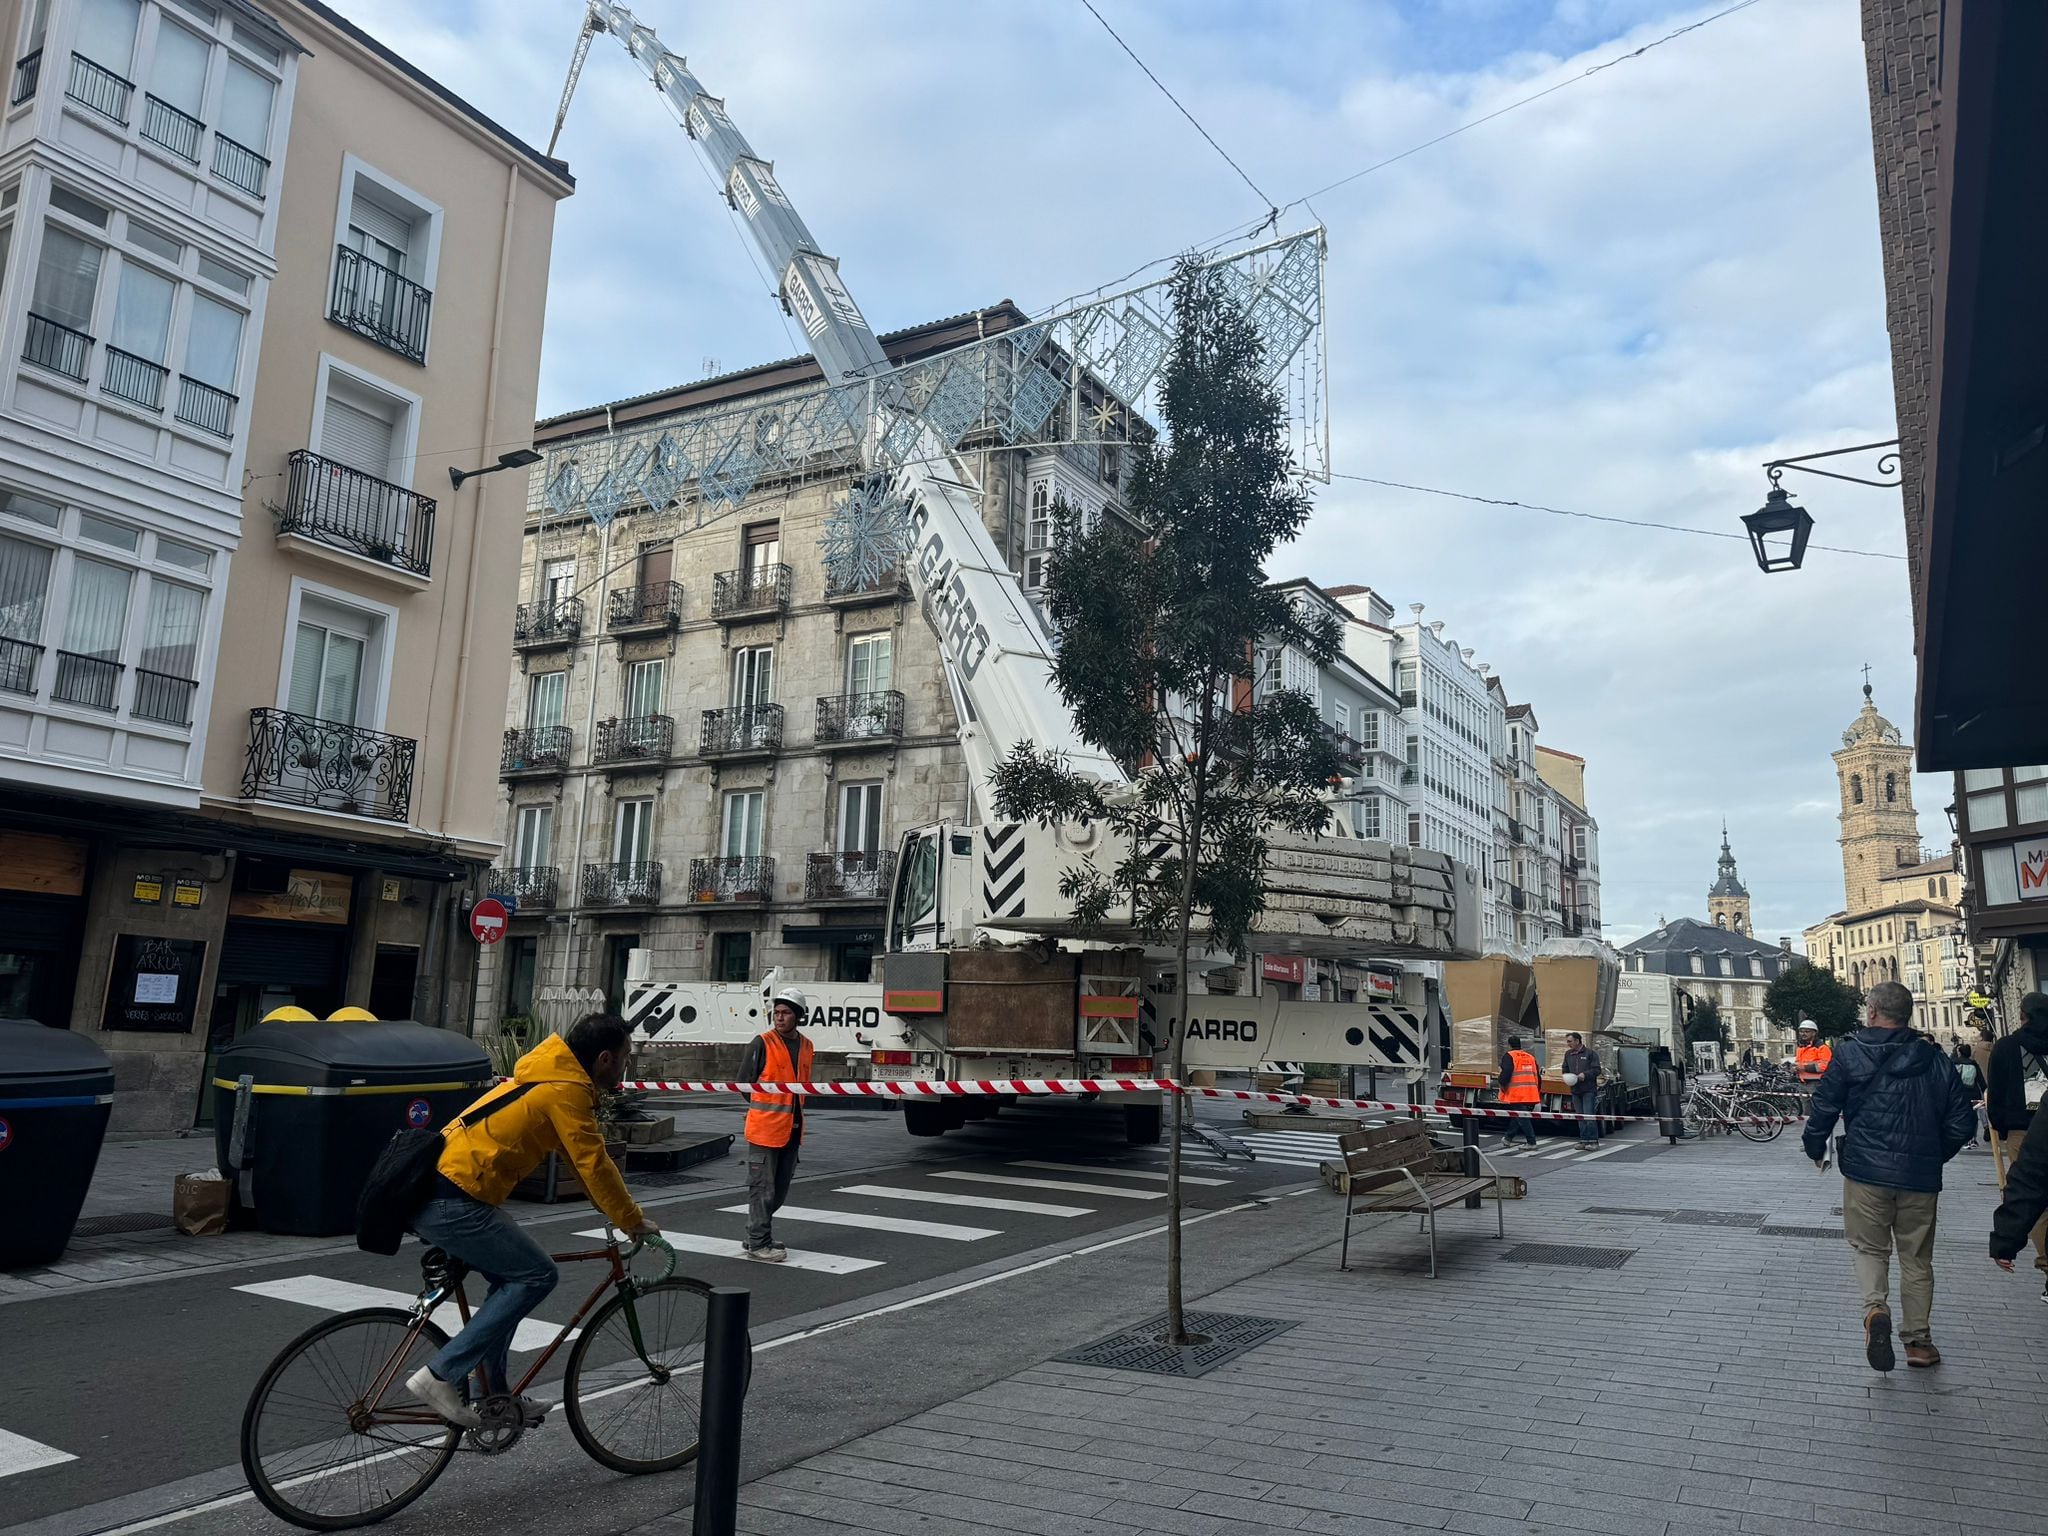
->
xmin=436 ymin=1034 xmax=644 ymax=1231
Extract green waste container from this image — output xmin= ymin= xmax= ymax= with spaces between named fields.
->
xmin=212 ymin=1021 xmax=493 ymax=1237
xmin=0 ymin=1021 xmax=115 ymax=1268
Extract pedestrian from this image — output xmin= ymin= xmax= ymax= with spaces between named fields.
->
xmin=1989 ymin=1104 xmax=2048 ymax=1302
xmin=1987 ymin=993 xmax=2048 ymax=1287
xmin=1562 ymin=1031 xmax=1601 ymax=1144
xmin=1954 ymin=1043 xmax=1986 ymax=1152
xmin=1801 ymin=980 xmax=1975 ymax=1372
xmin=1498 ymin=1033 xmax=1540 ymax=1147
xmin=1794 ymin=1021 xmax=1832 ymax=1086
xmin=408 ymin=1013 xmax=659 ymax=1427
xmin=741 ymin=984 xmax=814 ymax=1262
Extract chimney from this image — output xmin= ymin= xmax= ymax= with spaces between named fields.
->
xmin=1779 ymin=936 xmax=1792 ymax=952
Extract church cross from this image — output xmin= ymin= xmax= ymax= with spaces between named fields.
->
xmin=1861 ymin=662 xmax=1873 ymax=692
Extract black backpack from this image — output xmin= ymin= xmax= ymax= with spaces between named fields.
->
xmin=355 ymin=1082 xmax=535 ymax=1255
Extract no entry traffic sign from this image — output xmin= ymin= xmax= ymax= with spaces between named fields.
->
xmin=469 ymin=897 xmax=509 ymax=946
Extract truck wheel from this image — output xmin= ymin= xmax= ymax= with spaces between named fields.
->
xmin=1125 ymin=1104 xmax=1162 ymax=1145
xmin=904 ymin=1104 xmax=948 ymax=1138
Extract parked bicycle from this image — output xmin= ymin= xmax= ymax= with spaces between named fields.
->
xmin=1682 ymin=1078 xmax=1788 ymax=1142
xmin=241 ymin=1230 xmax=705 ymax=1530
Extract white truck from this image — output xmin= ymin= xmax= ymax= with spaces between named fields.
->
xmin=567 ymin=3 xmax=1477 ymax=1142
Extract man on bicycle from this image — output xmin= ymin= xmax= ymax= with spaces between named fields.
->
xmin=407 ymin=1013 xmax=659 ymax=1427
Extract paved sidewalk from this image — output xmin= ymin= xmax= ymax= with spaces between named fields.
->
xmin=682 ymin=1134 xmax=2048 ymax=1536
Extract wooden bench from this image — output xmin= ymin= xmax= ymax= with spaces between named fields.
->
xmin=1338 ymin=1120 xmax=1506 ymax=1278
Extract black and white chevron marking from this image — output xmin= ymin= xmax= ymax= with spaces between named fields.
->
xmin=627 ymin=982 xmax=684 ymax=1036
xmin=1366 ymin=1006 xmax=1424 ymax=1065
xmin=981 ymin=823 xmax=1027 ymax=918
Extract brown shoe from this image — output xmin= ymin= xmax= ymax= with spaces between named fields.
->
xmin=1864 ymin=1307 xmax=1895 ymax=1372
xmin=1905 ymin=1341 xmax=1940 ymax=1368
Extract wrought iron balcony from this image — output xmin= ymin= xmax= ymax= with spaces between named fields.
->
xmin=583 ymin=861 xmax=662 ymax=907
xmin=593 ymin=713 xmax=672 ymax=765
xmin=1509 ymin=818 xmax=1526 ymax=845
xmin=701 ymin=704 xmax=782 ymax=757
xmin=825 ymin=564 xmax=905 ymax=605
xmin=606 ymin=581 xmax=682 ymax=631
xmin=140 ymin=93 xmax=202 ymax=161
xmin=133 ymin=669 xmax=197 ymax=727
xmin=278 ymin=449 xmax=436 ymax=578
xmin=815 ymin=690 xmax=903 ymax=748
xmin=24 ymin=313 xmax=91 ymax=381
xmin=242 ymin=707 xmax=417 ymax=822
xmin=805 ymin=850 xmax=895 ymax=904
xmin=1399 ymin=765 xmax=1418 ymax=786
xmin=0 ymin=637 xmax=42 ymax=696
xmin=211 ymin=132 xmax=268 ymax=199
xmin=1510 ymin=885 xmax=1527 ymax=912
xmin=687 ymin=856 xmax=775 ymax=904
xmin=712 ymin=564 xmax=791 ymax=620
xmin=1322 ymin=726 xmax=1365 ymax=769
xmin=330 ymin=245 xmax=432 ymax=363
xmin=175 ymin=375 xmax=236 ymax=437
xmin=12 ymin=47 xmax=40 ymax=105
xmin=66 ymin=52 xmax=132 ymax=124
xmin=52 ymin=651 xmax=120 ymax=711
xmin=103 ymin=346 xmax=167 ymax=411
xmin=514 ymin=597 xmax=583 ymax=648
xmin=500 ymin=725 xmax=572 ymax=777
xmin=489 ymin=865 xmax=558 ymax=911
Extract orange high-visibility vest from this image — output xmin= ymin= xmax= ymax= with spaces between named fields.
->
xmin=1795 ymin=1044 xmax=1832 ymax=1082
xmin=744 ymin=1030 xmax=813 ymax=1148
xmin=1502 ymin=1049 xmax=1540 ymax=1105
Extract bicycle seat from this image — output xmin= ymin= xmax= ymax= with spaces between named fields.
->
xmin=419 ymin=1246 xmax=470 ymax=1293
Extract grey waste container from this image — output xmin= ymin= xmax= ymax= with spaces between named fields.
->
xmin=212 ymin=1021 xmax=493 ymax=1236
xmin=0 ymin=1021 xmax=115 ymax=1268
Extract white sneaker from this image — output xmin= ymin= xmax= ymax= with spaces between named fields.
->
xmin=744 ymin=1244 xmax=787 ymax=1263
xmin=407 ymin=1366 xmax=481 ymax=1428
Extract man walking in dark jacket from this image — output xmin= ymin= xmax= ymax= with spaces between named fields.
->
xmin=1562 ymin=1032 xmax=1601 ymax=1144
xmin=1987 ymin=996 xmax=2048 ymax=1284
xmin=1802 ymin=981 xmax=1975 ymax=1372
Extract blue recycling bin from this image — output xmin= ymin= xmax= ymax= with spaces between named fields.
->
xmin=0 ymin=1021 xmax=115 ymax=1268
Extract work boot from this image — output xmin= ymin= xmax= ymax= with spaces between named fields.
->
xmin=1905 ymin=1341 xmax=1941 ymax=1369
xmin=744 ymin=1243 xmax=787 ymax=1263
xmin=1863 ymin=1308 xmax=1895 ymax=1373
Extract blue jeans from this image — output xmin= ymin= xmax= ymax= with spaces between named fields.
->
xmin=1575 ymin=1092 xmax=1601 ymax=1142
xmin=412 ymin=1190 xmax=557 ymax=1396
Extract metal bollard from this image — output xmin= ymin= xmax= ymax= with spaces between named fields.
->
xmin=693 ymin=1285 xmax=751 ymax=1536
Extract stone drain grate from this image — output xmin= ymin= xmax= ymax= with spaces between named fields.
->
xmin=1664 ymin=1209 xmax=1769 ymax=1228
xmin=1759 ymin=1224 xmax=1843 ymax=1239
xmin=1500 ymin=1243 xmax=1636 ymax=1270
xmin=71 ymin=1211 xmax=173 ymax=1239
xmin=1582 ymin=1206 xmax=1677 ymax=1217
xmin=1059 ymin=1311 xmax=1297 ymax=1378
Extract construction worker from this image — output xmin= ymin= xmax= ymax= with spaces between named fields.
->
xmin=1498 ymin=1033 xmax=1541 ymax=1147
xmin=1795 ymin=1021 xmax=1833 ymax=1085
xmin=741 ymin=985 xmax=813 ymax=1262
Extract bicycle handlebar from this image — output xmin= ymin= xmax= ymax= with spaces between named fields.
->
xmin=620 ymin=1231 xmax=678 ymax=1284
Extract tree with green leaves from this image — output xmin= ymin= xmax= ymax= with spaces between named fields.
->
xmin=1684 ymin=997 xmax=1730 ymax=1049
xmin=1763 ymin=961 xmax=1863 ymax=1040
xmin=990 ymin=256 xmax=1341 ymax=1347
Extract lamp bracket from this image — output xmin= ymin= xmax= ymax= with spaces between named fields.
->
xmin=1762 ymin=438 xmax=1902 ymax=491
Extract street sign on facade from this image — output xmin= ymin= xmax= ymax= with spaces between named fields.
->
xmin=469 ymin=898 xmax=509 ymax=946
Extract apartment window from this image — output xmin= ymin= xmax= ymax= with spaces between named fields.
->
xmin=624 ymin=657 xmax=664 ymax=718
xmin=846 ymin=631 xmax=891 ymax=696
xmin=2017 ymin=766 xmax=2048 ymax=826
xmin=314 ymin=370 xmax=409 ymax=484
xmin=1355 ymin=795 xmax=1382 ymax=841
xmin=1026 ymin=481 xmax=1051 ymax=551
xmin=527 ymin=669 xmax=566 ymax=729
xmin=742 ymin=521 xmax=781 ymax=582
xmin=722 ymin=789 xmax=764 ymax=858
xmin=614 ymin=797 xmax=653 ymax=864
xmin=75 ymin=0 xmax=140 ymax=76
xmin=333 ymin=168 xmax=435 ymax=358
xmin=0 ymin=535 xmax=52 ymax=693
xmin=54 ymin=557 xmax=131 ymax=710
xmin=1406 ymin=812 xmax=1420 ymax=847
xmin=1963 ymin=767 xmax=2008 ymax=833
xmin=514 ymin=803 xmax=553 ymax=868
xmin=27 ymin=226 xmax=101 ymax=377
xmin=1333 ymin=700 xmax=1349 ymax=737
xmin=731 ymin=645 xmax=773 ymax=708
xmin=106 ymin=261 xmax=173 ymax=408
xmin=1717 ymin=957 xmax=1732 ymax=977
xmin=1689 ymin=955 xmax=1703 ymax=975
xmin=215 ymin=58 xmax=274 ymax=194
xmin=287 ymin=597 xmax=382 ymax=726
xmin=133 ymin=579 xmax=200 ymax=723
xmin=541 ymin=558 xmax=575 ymax=607
xmin=713 ymin=931 xmax=752 ymax=983
xmin=1098 ymin=442 xmax=1120 ymax=486
xmin=839 ymin=780 xmax=883 ymax=855
xmin=179 ymin=295 xmax=243 ymax=432
xmin=146 ymin=22 xmax=209 ymax=158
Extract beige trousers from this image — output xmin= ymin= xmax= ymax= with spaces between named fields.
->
xmin=1995 ymin=1130 xmax=2048 ymax=1272
xmin=1841 ymin=1178 xmax=1938 ymax=1345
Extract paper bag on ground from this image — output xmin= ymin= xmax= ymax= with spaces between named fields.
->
xmin=174 ymin=1171 xmax=230 ymax=1236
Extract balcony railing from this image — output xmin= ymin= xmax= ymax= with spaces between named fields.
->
xmin=593 ymin=713 xmax=672 ymax=764
xmin=687 ymin=855 xmax=775 ymax=904
xmin=133 ymin=668 xmax=197 ymax=727
xmin=24 ymin=313 xmax=91 ymax=381
xmin=824 ymin=564 xmax=905 ymax=604
xmin=211 ymin=132 xmax=268 ymax=198
xmin=816 ymin=690 xmax=903 ymax=747
xmin=1323 ymin=726 xmax=1365 ymax=769
xmin=242 ymin=707 xmax=417 ymax=822
xmin=102 ymin=346 xmax=167 ymax=411
xmin=12 ymin=48 xmax=41 ymax=105
xmin=1509 ymin=818 xmax=1525 ymax=845
xmin=712 ymin=564 xmax=791 ymax=619
xmin=583 ymin=862 xmax=662 ymax=907
xmin=0 ymin=637 xmax=41 ymax=696
xmin=66 ymin=52 xmax=132 ymax=124
xmin=606 ymin=581 xmax=682 ymax=631
xmin=489 ymin=865 xmax=558 ymax=911
xmin=1399 ymin=765 xmax=1418 ymax=786
xmin=176 ymin=375 xmax=236 ymax=438
xmin=140 ymin=93 xmax=202 ymax=161
xmin=52 ymin=651 xmax=120 ymax=711
xmin=1510 ymin=885 xmax=1527 ymax=912
xmin=514 ymin=597 xmax=583 ymax=647
xmin=1399 ymin=688 xmax=1417 ymax=707
xmin=805 ymin=849 xmax=895 ymax=903
xmin=701 ymin=703 xmax=783 ymax=757
xmin=279 ymin=449 xmax=436 ymax=578
xmin=501 ymin=725 xmax=572 ymax=776
xmin=330 ymin=245 xmax=432 ymax=363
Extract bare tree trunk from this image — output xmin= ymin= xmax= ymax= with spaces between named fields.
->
xmin=1166 ymin=853 xmax=1197 ymax=1346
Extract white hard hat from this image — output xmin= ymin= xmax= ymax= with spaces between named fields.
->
xmin=1797 ymin=1019 xmax=1819 ymax=1033
xmin=770 ymin=985 xmax=809 ymax=1020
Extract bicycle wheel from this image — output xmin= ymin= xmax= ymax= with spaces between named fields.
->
xmin=1733 ymin=1097 xmax=1786 ymax=1142
xmin=241 ymin=1307 xmax=459 ymax=1531
xmin=564 ymin=1277 xmax=713 ymax=1473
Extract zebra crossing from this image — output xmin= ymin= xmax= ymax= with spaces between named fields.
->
xmin=1173 ymin=1125 xmax=1662 ymax=1171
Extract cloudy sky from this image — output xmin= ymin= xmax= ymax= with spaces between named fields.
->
xmin=348 ymin=0 xmax=1923 ymax=945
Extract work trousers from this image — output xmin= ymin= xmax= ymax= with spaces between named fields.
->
xmin=412 ymin=1191 xmax=559 ymax=1395
xmin=746 ymin=1139 xmax=800 ymax=1250
xmin=1996 ymin=1130 xmax=2048 ymax=1271
xmin=1841 ymin=1177 xmax=1938 ymax=1345
xmin=1573 ymin=1089 xmax=1601 ymax=1143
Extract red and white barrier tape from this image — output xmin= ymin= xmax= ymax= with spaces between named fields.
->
xmin=618 ymin=1078 xmax=1805 ymax=1128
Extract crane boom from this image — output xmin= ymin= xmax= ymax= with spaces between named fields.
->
xmin=576 ymin=2 xmax=1125 ymax=803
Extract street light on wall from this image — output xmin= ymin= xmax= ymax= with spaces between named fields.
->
xmin=1745 ymin=439 xmax=1901 ymax=573
xmin=448 ymin=447 xmax=544 ymax=491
